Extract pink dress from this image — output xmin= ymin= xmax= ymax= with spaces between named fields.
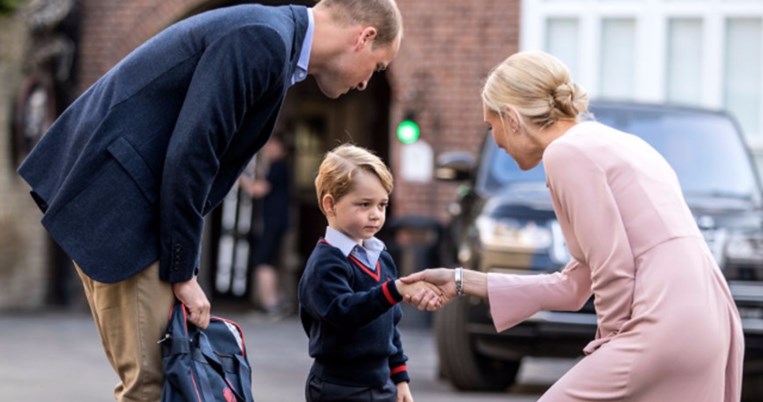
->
xmin=487 ymin=121 xmax=744 ymax=401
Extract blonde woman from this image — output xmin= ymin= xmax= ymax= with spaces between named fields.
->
xmin=405 ymin=51 xmax=743 ymax=401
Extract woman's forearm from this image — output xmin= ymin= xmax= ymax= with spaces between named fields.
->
xmin=462 ymin=269 xmax=489 ymax=298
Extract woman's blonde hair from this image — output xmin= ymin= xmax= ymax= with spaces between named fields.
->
xmin=315 ymin=144 xmax=394 ymax=215
xmin=315 ymin=0 xmax=403 ymax=47
xmin=481 ymin=51 xmax=589 ymax=130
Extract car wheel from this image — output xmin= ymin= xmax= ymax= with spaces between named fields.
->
xmin=434 ymin=296 xmax=520 ymax=391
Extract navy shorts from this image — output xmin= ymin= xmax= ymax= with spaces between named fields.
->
xmin=304 ymin=374 xmax=396 ymax=402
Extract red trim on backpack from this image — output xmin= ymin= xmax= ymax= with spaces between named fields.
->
xmin=212 ymin=315 xmax=247 ymax=356
xmin=190 ymin=370 xmax=203 ymax=402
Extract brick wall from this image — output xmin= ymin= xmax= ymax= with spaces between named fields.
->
xmin=78 ymin=0 xmax=203 ymax=89
xmin=0 ymin=14 xmax=51 ymax=308
xmin=391 ymin=0 xmax=520 ymax=221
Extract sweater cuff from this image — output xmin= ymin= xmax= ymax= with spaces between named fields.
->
xmin=382 ymin=280 xmax=403 ymax=305
xmin=390 ymin=364 xmax=410 ymax=384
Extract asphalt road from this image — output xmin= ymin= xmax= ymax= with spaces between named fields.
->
xmin=0 ymin=307 xmax=577 ymax=401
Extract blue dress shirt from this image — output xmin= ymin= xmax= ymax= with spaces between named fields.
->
xmin=324 ymin=226 xmax=386 ymax=270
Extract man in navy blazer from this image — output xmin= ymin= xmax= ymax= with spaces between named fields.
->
xmin=17 ymin=0 xmax=403 ymax=400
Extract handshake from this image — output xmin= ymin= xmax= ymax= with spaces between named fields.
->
xmin=393 ymin=268 xmax=463 ymax=311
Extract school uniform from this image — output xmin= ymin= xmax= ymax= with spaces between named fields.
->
xmin=298 ymin=228 xmax=410 ymax=402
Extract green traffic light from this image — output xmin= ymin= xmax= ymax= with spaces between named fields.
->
xmin=397 ymin=119 xmax=420 ymax=144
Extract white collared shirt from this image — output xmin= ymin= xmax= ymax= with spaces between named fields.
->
xmin=290 ymin=8 xmax=313 ymax=86
xmin=324 ymin=226 xmax=386 ymax=270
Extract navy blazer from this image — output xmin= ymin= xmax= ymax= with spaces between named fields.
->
xmin=17 ymin=4 xmax=309 ymax=283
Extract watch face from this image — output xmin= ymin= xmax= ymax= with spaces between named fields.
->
xmin=13 ymin=76 xmax=56 ymax=166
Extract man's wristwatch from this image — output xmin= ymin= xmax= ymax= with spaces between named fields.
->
xmin=454 ymin=267 xmax=464 ymax=296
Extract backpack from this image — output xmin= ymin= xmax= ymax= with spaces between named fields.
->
xmin=160 ymin=303 xmax=255 ymax=402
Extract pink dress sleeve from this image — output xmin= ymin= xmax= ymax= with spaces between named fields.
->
xmin=488 ymin=259 xmax=592 ymax=332
xmin=543 ymin=140 xmax=636 ymax=348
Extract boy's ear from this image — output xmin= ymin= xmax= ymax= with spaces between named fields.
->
xmin=322 ymin=194 xmax=335 ymax=216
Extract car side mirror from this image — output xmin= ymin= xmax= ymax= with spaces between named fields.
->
xmin=435 ymin=151 xmax=475 ymax=182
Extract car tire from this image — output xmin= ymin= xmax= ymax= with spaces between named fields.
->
xmin=434 ymin=295 xmax=520 ymax=391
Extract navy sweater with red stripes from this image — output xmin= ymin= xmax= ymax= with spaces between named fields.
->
xmin=298 ymin=240 xmax=410 ymax=387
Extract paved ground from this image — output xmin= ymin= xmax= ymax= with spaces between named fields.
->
xmin=0 ymin=307 xmax=577 ymax=401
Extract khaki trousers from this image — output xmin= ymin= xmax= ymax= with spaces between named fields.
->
xmin=75 ymin=261 xmax=175 ymax=402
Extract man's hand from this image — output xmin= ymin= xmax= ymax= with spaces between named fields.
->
xmin=172 ymin=276 xmax=211 ymax=329
xmin=400 ymin=268 xmax=457 ymax=310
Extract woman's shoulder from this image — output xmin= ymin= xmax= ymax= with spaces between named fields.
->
xmin=547 ymin=121 xmax=624 ymax=159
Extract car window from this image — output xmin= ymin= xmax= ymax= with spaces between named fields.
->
xmin=480 ymin=105 xmax=761 ymax=205
xmin=593 ymin=107 xmax=760 ymax=203
xmin=483 ymin=140 xmax=545 ymax=191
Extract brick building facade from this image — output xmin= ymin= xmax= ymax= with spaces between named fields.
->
xmin=1 ymin=13 xmax=51 ymax=309
xmin=1 ymin=0 xmax=520 ymax=308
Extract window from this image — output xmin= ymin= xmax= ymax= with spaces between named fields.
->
xmin=599 ymin=18 xmax=636 ymax=100
xmin=666 ymin=18 xmax=703 ymax=105
xmin=724 ymin=18 xmax=762 ymax=140
xmin=545 ymin=18 xmax=580 ymax=80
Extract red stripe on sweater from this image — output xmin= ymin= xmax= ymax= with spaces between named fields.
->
xmin=391 ymin=365 xmax=408 ymax=375
xmin=348 ymin=255 xmax=381 ymax=282
xmin=382 ymin=281 xmax=397 ymax=305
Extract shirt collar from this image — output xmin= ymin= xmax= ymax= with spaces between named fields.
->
xmin=324 ymin=226 xmax=386 ymax=258
xmin=290 ymin=7 xmax=313 ymax=86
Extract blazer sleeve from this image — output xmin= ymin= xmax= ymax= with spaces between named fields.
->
xmin=488 ymin=259 xmax=592 ymax=332
xmin=158 ymin=26 xmax=287 ymax=282
xmin=544 ymin=141 xmax=636 ymax=345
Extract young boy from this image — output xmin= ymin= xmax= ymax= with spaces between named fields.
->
xmin=298 ymin=144 xmax=440 ymax=402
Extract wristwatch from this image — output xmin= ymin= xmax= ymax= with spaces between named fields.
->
xmin=455 ymin=267 xmax=464 ymax=296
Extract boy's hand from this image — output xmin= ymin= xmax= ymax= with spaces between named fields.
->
xmin=400 ymin=268 xmax=457 ymax=310
xmin=395 ymin=279 xmax=442 ymax=310
xmin=396 ymin=381 xmax=413 ymax=402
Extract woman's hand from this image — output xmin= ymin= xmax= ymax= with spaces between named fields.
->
xmin=400 ymin=268 xmax=457 ymax=310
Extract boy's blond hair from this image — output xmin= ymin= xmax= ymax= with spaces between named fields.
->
xmin=315 ymin=144 xmax=393 ymax=215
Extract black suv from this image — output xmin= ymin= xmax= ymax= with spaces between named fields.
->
xmin=434 ymin=101 xmax=763 ymax=397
